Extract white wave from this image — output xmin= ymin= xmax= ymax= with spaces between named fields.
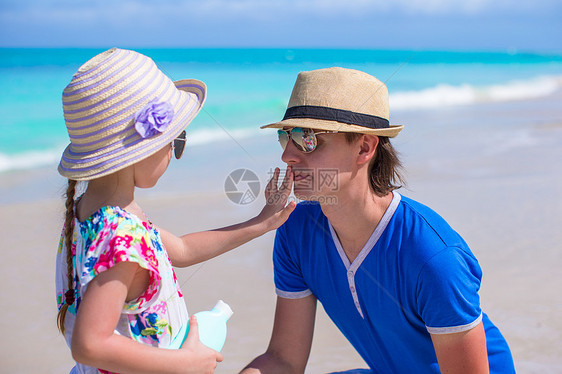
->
xmin=187 ymin=127 xmax=265 ymax=146
xmin=390 ymin=75 xmax=562 ymax=111
xmin=0 ymin=149 xmax=61 ymax=173
xmin=0 ymin=129 xmax=264 ymax=174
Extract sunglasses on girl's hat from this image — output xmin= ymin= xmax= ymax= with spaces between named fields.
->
xmin=277 ymin=127 xmax=338 ymax=153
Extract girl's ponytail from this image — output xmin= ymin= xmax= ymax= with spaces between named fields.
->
xmin=57 ymin=179 xmax=77 ymax=335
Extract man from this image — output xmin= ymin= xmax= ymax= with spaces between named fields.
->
xmin=241 ymin=67 xmax=515 ymax=373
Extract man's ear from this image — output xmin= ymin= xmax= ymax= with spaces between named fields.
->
xmin=357 ymin=135 xmax=379 ymax=165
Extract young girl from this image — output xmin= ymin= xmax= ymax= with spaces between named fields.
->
xmin=55 ymin=48 xmax=295 ymax=374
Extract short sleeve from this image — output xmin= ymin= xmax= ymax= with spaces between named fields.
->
xmin=416 ymin=246 xmax=483 ymax=334
xmin=79 ymin=215 xmax=162 ymax=313
xmin=273 ymin=225 xmax=312 ymax=299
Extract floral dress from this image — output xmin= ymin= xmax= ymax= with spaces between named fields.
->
xmin=55 ymin=206 xmax=188 ymax=374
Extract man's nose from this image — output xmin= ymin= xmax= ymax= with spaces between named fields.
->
xmin=281 ymin=138 xmax=302 ymax=165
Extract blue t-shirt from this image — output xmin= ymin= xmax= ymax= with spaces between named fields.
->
xmin=273 ymin=192 xmax=514 ymax=373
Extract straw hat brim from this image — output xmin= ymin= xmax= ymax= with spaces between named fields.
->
xmin=261 ymin=118 xmax=404 ymax=138
xmin=58 ymin=79 xmax=206 ymax=181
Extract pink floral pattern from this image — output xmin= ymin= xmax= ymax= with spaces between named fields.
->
xmin=56 ymin=205 xmax=188 ymax=374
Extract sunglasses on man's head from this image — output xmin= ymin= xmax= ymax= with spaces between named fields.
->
xmin=277 ymin=127 xmax=338 ymax=153
xmin=172 ymin=130 xmax=187 ymax=159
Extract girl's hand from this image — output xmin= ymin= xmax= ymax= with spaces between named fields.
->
xmin=159 ymin=167 xmax=296 ymax=268
xmin=181 ymin=316 xmax=223 ymax=374
xmin=258 ymin=166 xmax=296 ymax=231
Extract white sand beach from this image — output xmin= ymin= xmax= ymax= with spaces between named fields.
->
xmin=1 ymin=92 xmax=561 ymax=373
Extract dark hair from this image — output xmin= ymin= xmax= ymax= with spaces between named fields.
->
xmin=345 ymin=133 xmax=405 ymax=196
xmin=57 ymin=179 xmax=77 ymax=335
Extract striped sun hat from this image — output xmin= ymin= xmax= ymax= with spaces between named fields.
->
xmin=58 ymin=48 xmax=206 ymax=181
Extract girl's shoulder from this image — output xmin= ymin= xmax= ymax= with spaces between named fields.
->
xmin=77 ymin=205 xmax=153 ymax=238
xmin=72 ymin=205 xmax=164 ymax=291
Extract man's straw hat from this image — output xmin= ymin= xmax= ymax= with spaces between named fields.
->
xmin=58 ymin=48 xmax=206 ymax=181
xmin=262 ymin=67 xmax=403 ymax=137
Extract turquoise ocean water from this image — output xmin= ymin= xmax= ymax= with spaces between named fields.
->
xmin=1 ymin=48 xmax=562 ymax=173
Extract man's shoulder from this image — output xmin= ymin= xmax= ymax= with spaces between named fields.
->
xmin=395 ymin=194 xmax=468 ymax=250
xmin=397 ymin=195 xmax=448 ymax=226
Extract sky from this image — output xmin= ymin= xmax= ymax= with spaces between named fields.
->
xmin=0 ymin=0 xmax=561 ymax=52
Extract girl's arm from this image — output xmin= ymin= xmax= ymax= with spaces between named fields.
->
xmin=159 ymin=167 xmax=296 ymax=268
xmin=71 ymin=261 xmax=221 ymax=374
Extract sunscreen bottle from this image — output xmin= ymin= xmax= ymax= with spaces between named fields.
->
xmin=168 ymin=300 xmax=233 ymax=351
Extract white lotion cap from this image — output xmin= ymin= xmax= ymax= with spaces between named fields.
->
xmin=213 ymin=300 xmax=233 ymax=320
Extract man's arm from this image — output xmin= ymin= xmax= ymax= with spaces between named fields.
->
xmin=240 ymin=295 xmax=317 ymax=374
xmin=430 ymin=321 xmax=489 ymax=374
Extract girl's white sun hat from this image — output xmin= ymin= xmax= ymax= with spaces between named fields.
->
xmin=58 ymin=48 xmax=206 ymax=181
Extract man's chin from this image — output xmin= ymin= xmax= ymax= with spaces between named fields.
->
xmin=293 ymin=190 xmax=312 ymax=201
xmin=293 ymin=189 xmax=339 ymax=206
xmin=294 ymin=190 xmax=318 ymax=202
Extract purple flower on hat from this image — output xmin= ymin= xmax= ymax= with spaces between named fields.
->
xmin=134 ymin=100 xmax=175 ymax=139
